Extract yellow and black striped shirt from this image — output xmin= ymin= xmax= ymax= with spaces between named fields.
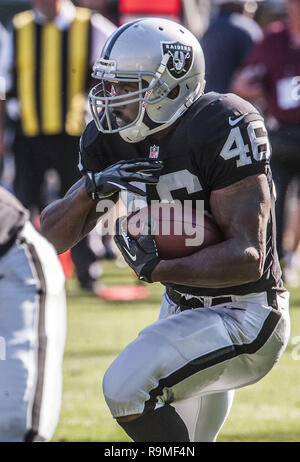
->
xmin=13 ymin=7 xmax=91 ymax=137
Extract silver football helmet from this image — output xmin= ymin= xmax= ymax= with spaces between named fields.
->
xmin=89 ymin=17 xmax=206 ymax=143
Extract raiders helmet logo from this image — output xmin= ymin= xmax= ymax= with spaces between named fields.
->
xmin=161 ymin=41 xmax=193 ymax=79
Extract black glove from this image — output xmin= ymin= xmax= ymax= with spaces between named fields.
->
xmin=85 ymin=158 xmax=163 ymax=200
xmin=114 ymin=216 xmax=161 ymax=283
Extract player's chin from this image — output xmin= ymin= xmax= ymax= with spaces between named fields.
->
xmin=115 ymin=117 xmax=126 ymax=128
xmin=114 ymin=112 xmax=133 ymax=128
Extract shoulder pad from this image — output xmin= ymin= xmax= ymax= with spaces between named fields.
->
xmin=80 ymin=120 xmax=100 ymax=153
xmin=188 ymin=92 xmax=262 ymax=145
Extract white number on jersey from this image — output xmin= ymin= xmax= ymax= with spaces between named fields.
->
xmin=247 ymin=121 xmax=271 ymax=162
xmin=122 ymin=170 xmax=203 ymax=210
xmin=156 ymin=169 xmax=203 ymax=201
xmin=220 ymin=126 xmax=251 ymax=167
xmin=220 ymin=121 xmax=270 ymax=167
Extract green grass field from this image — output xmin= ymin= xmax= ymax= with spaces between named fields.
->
xmin=52 ymin=261 xmax=300 ymax=442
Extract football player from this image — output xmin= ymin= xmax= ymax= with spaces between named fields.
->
xmin=0 ymin=186 xmax=66 ymax=441
xmin=41 ymin=18 xmax=290 ymax=442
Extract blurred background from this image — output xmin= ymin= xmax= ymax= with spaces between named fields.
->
xmin=0 ymin=0 xmax=289 ymax=29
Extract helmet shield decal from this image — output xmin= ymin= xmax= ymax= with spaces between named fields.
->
xmin=161 ymin=41 xmax=193 ymax=79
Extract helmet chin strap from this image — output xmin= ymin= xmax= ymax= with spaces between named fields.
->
xmin=119 ymin=121 xmax=150 ymax=143
xmin=119 ymin=83 xmax=203 ymax=143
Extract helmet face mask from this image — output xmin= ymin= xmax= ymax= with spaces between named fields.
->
xmin=89 ymin=64 xmax=172 ymax=134
xmin=89 ymin=18 xmax=206 ymax=143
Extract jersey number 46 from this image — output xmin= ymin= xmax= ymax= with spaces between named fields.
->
xmin=220 ymin=121 xmax=270 ymax=167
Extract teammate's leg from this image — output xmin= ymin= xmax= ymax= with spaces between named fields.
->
xmin=21 ymin=222 xmax=67 ymax=441
xmin=0 ymin=222 xmax=66 ymax=441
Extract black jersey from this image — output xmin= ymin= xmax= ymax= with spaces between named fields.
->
xmin=79 ymin=92 xmax=283 ymax=296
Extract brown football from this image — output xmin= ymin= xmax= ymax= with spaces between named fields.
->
xmin=126 ymin=202 xmax=224 ymax=259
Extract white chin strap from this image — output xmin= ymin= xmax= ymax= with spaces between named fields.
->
xmin=119 ymin=109 xmax=183 ymax=143
xmin=119 ymin=84 xmax=202 ymax=144
xmin=119 ymin=121 xmax=150 ymax=143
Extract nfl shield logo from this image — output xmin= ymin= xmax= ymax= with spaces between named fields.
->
xmin=149 ymin=145 xmax=159 ymax=159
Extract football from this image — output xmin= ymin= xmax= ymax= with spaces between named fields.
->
xmin=126 ymin=202 xmax=224 ymax=259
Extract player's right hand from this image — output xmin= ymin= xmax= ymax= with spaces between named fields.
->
xmin=85 ymin=158 xmax=163 ymax=200
xmin=114 ymin=215 xmax=161 ymax=283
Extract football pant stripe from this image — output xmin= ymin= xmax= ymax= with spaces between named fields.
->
xmin=103 ymin=19 xmax=144 ymax=60
xmin=21 ymin=239 xmax=47 ymax=440
xmin=144 ymin=308 xmax=281 ymax=412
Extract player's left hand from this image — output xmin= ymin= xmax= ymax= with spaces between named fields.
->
xmin=114 ymin=216 xmax=161 ymax=283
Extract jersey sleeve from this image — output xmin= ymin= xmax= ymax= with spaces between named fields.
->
xmin=78 ymin=120 xmax=105 ymax=174
xmin=191 ymin=97 xmax=271 ymax=190
xmin=206 ymin=116 xmax=270 ymax=190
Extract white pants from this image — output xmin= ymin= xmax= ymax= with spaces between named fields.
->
xmin=0 ymin=222 xmax=66 ymax=442
xmin=103 ymin=289 xmax=290 ymax=441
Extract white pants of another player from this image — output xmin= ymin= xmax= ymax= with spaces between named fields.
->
xmin=103 ymin=289 xmax=290 ymax=442
xmin=0 ymin=221 xmax=66 ymax=442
